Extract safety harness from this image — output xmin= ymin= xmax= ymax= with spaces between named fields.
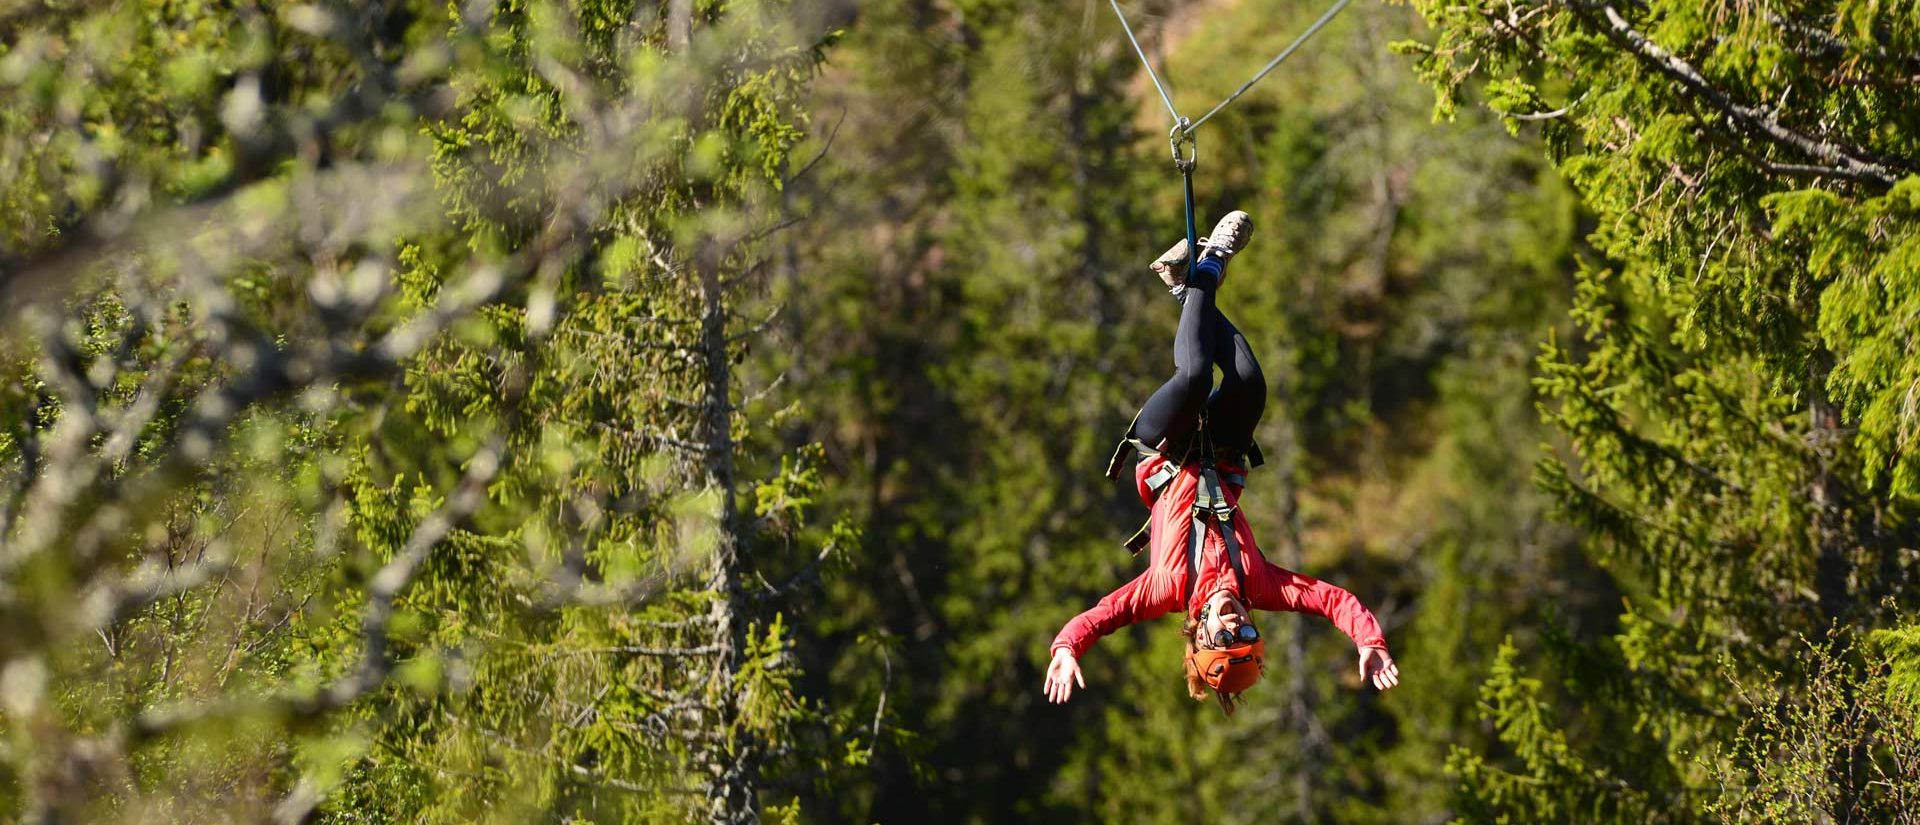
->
xmin=1112 ymin=417 xmax=1268 ymax=690
xmin=1107 ymin=410 xmax=1262 ymax=556
xmin=1175 ymin=442 xmax=1263 ymax=689
xmin=1184 ymin=465 xmax=1248 ymax=596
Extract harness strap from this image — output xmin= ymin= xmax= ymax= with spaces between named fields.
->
xmin=1144 ymin=463 xmax=1179 ymax=492
xmin=1183 ymin=512 xmax=1248 ymax=606
xmin=1110 ymin=432 xmax=1195 ymax=481
xmin=1126 ymin=461 xmax=1182 ymax=555
xmin=1123 ymin=462 xmax=1249 ymax=557
xmin=1218 ymin=510 xmax=1248 ymax=584
xmin=1113 ymin=417 xmax=1260 ymax=555
xmin=1106 ymin=438 xmax=1140 ymax=481
xmin=1196 ymin=466 xmax=1235 ymax=522
xmin=1183 ymin=466 xmax=1246 ymax=608
xmin=1108 ymin=410 xmax=1154 ymax=480
xmin=1185 ymin=513 xmax=1201 ymax=605
xmin=1109 ymin=429 xmax=1262 ymax=482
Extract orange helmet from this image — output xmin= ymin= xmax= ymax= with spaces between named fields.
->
xmin=1187 ymin=639 xmax=1266 ymax=694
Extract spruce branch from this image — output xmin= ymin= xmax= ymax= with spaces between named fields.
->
xmin=1576 ymin=2 xmax=1911 ymax=188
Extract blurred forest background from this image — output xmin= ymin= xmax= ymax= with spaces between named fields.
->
xmin=0 ymin=0 xmax=1916 ymax=823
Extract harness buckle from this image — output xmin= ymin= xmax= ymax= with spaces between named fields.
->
xmin=1193 ymin=465 xmax=1237 ymax=522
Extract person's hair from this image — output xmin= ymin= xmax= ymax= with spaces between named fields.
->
xmin=1182 ymin=616 xmax=1243 ymax=716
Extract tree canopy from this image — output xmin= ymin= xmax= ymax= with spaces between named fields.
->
xmin=0 ymin=0 xmax=1914 ymax=823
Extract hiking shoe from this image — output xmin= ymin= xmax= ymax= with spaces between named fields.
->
xmin=1150 ymin=238 xmax=1198 ymax=291
xmin=1150 ymin=211 xmax=1253 ymax=301
xmin=1190 ymin=210 xmax=1251 ymax=292
xmin=1203 ymin=210 xmax=1252 ymax=268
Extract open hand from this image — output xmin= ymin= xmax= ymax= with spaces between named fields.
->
xmin=1359 ymin=646 xmax=1400 ymax=691
xmin=1044 ymin=648 xmax=1085 ymax=704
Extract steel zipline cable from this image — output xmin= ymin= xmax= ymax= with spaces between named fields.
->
xmin=1107 ymin=0 xmax=1181 ymax=124
xmin=1183 ymin=0 xmax=1353 ymax=133
xmin=1105 ymin=0 xmax=1353 ymax=139
xmin=1105 ymin=0 xmax=1352 ymax=277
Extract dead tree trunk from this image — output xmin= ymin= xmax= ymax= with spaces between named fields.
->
xmin=667 ymin=0 xmax=692 ymax=52
xmin=697 ymin=257 xmax=758 ymax=824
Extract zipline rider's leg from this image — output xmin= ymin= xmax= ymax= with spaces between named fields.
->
xmin=1129 ymin=250 xmax=1219 ymax=451
xmin=1204 ymin=312 xmax=1266 ymax=458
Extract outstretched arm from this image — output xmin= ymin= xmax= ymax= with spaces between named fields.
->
xmin=1248 ymin=560 xmax=1400 ymax=690
xmin=1044 ymin=570 xmax=1175 ymax=704
xmin=1246 ymin=562 xmax=1387 ymax=648
xmin=1048 ymin=569 xmax=1173 ymax=659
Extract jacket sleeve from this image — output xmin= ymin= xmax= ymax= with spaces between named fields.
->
xmin=1050 ymin=570 xmax=1176 ymax=659
xmin=1246 ymin=561 xmax=1387 ymax=650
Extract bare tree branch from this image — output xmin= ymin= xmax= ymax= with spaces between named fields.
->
xmin=1577 ymin=3 xmax=1911 ymax=188
xmin=133 ymin=442 xmax=501 ymax=740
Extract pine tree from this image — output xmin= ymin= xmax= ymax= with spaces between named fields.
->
xmin=1399 ymin=1 xmax=1920 ymax=819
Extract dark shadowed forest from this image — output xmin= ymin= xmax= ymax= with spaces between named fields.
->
xmin=0 ymin=0 xmax=1916 ymax=822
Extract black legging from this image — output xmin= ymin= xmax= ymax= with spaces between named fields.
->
xmin=1128 ymin=271 xmax=1266 ymax=456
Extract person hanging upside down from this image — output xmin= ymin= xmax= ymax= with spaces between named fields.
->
xmin=1043 ymin=211 xmax=1401 ymax=715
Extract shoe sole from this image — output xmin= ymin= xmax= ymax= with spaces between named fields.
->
xmin=1151 ymin=239 xmax=1197 ymax=287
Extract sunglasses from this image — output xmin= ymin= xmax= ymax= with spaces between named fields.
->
xmin=1211 ymin=624 xmax=1260 ymax=649
xmin=1198 ymin=603 xmax=1260 ymax=648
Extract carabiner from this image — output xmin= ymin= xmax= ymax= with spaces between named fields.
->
xmin=1169 ymin=117 xmax=1196 ymax=172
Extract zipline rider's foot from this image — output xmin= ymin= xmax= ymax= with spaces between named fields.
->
xmin=1150 ymin=210 xmax=1253 ymax=303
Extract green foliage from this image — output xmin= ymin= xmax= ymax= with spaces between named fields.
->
xmin=1878 ymin=623 xmax=1920 ymax=707
xmin=1447 ymin=640 xmax=1664 ymax=824
xmin=1398 ymin=0 xmax=1920 ymax=820
xmin=317 ymin=2 xmax=844 ymax=820
xmin=777 ymin=0 xmax=1580 ymax=821
xmin=1771 ymin=178 xmax=1920 ymax=498
xmin=1705 ymin=634 xmax=1920 ymax=824
xmin=9 ymin=0 xmax=1913 ymax=821
xmin=0 ymin=0 xmax=844 ymax=821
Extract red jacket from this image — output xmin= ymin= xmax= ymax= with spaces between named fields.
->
xmin=1050 ymin=454 xmax=1388 ymax=659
